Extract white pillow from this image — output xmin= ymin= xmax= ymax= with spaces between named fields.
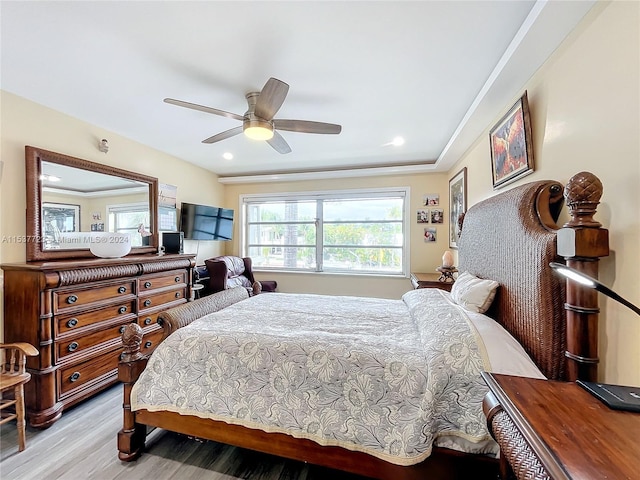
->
xmin=451 ymin=271 xmax=499 ymax=313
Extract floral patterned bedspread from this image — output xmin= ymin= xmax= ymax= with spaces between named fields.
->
xmin=131 ymin=289 xmax=493 ymax=465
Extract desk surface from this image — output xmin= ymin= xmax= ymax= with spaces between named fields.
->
xmin=482 ymin=372 xmax=640 ymax=480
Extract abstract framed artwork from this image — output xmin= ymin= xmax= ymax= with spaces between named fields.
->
xmin=448 ymin=167 xmax=466 ymax=249
xmin=489 ymin=91 xmax=534 ymax=189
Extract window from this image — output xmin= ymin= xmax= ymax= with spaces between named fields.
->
xmin=241 ymin=188 xmax=409 ymax=275
xmin=107 ymin=202 xmax=150 ymax=246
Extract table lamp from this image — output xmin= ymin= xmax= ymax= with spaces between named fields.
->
xmin=549 ymin=262 xmax=640 ymax=412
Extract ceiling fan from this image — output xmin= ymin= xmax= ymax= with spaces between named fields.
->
xmin=164 ymin=77 xmax=342 ymax=154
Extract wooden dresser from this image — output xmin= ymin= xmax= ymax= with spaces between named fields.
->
xmin=482 ymin=372 xmax=640 ymax=480
xmin=2 ymin=253 xmax=195 ymax=428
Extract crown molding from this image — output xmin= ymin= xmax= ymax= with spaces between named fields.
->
xmin=217 ymin=163 xmax=440 ymax=184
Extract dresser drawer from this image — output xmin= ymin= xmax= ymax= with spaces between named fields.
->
xmin=54 ymin=280 xmax=136 ymax=312
xmin=57 ymin=301 xmax=136 ymax=335
xmin=138 ymin=287 xmax=187 ymax=311
xmin=140 ymin=326 xmax=165 ymax=356
xmin=138 ymin=310 xmax=163 ymax=328
xmin=56 ymin=321 xmax=132 ymax=362
xmin=58 ymin=348 xmax=120 ymax=398
xmin=139 ymin=270 xmax=187 ymax=292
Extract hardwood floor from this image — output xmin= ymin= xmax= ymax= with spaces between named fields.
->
xmin=1 ymin=384 xmax=371 ymax=480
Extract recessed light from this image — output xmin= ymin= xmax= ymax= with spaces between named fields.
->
xmin=223 ymin=152 xmax=233 ymax=160
xmin=391 ymin=136 xmax=405 ymax=146
xmin=40 ymin=174 xmax=61 ymax=182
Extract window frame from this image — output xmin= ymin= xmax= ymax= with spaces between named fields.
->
xmin=239 ymin=187 xmax=410 ymax=277
xmin=106 ymin=201 xmax=150 ymax=245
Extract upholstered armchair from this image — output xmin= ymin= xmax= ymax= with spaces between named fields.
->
xmin=204 ymin=256 xmax=277 ymax=296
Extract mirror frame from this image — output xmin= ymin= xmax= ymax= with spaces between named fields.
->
xmin=26 ymin=146 xmax=159 ymax=261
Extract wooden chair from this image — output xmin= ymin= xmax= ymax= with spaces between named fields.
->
xmin=1 ymin=342 xmax=39 ymax=451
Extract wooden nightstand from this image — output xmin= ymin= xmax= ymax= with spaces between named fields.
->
xmin=481 ymin=372 xmax=640 ymax=480
xmin=409 ymin=272 xmax=453 ymax=292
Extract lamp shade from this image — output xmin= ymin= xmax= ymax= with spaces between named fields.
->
xmin=442 ymin=250 xmax=454 ymax=268
xmin=549 ymin=262 xmax=640 ymax=315
xmin=244 ymin=119 xmax=274 ymax=140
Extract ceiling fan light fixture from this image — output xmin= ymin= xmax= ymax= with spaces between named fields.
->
xmin=166 ymin=77 xmax=341 ymax=153
xmin=244 ymin=119 xmax=274 ymax=140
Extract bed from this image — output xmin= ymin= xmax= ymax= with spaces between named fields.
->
xmin=117 ymin=173 xmax=608 ymax=480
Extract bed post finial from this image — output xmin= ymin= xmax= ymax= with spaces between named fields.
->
xmin=121 ymin=323 xmax=144 ymax=362
xmin=563 ymin=171 xmax=603 ymax=228
xmin=558 ymin=171 xmax=609 ymax=382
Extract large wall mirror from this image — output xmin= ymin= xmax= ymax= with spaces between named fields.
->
xmin=26 ymin=146 xmax=159 ymax=261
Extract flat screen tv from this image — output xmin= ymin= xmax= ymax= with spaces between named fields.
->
xmin=179 ymin=202 xmax=234 ymax=241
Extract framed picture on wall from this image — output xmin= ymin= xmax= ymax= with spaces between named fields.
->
xmin=43 ymin=202 xmax=80 ymax=233
xmin=489 ymin=91 xmax=534 ymax=189
xmin=422 ymin=193 xmax=439 ymax=206
xmin=448 ymin=167 xmax=467 ymax=249
xmin=417 ymin=209 xmax=429 ymax=223
xmin=424 ymin=227 xmax=437 ymax=242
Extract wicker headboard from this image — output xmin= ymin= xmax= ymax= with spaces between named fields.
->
xmin=458 ymin=180 xmax=566 ymax=380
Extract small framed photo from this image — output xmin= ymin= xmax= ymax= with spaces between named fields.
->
xmin=430 ymin=209 xmax=444 ymax=224
xmin=423 ymin=193 xmax=439 ymax=206
xmin=449 ymin=167 xmax=467 ymax=249
xmin=489 ymin=91 xmax=534 ymax=189
xmin=417 ymin=209 xmax=429 ymax=223
xmin=424 ymin=227 xmax=437 ymax=243
xmin=159 ymin=183 xmax=178 ymax=208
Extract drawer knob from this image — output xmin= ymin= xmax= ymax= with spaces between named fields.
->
xmin=69 ymin=371 xmax=81 ymax=382
xmin=118 ymin=286 xmax=127 ymax=294
xmin=144 ymin=341 xmax=152 ymax=349
xmin=143 ymin=299 xmax=151 ymax=307
xmin=144 ymin=281 xmax=152 ymax=288
xmin=144 ymin=317 xmax=152 ymax=325
xmin=68 ymin=342 xmax=79 ymax=352
xmin=119 ymin=325 xmax=126 ymax=334
xmin=66 ymin=318 xmax=78 ymax=328
xmin=119 ymin=353 xmax=125 ymax=361
xmin=119 ymin=306 xmax=127 ymax=314
xmin=175 ymin=292 xmax=181 ymax=298
xmin=174 ymin=276 xmax=181 ymax=282
xmin=66 ymin=295 xmax=78 ymax=304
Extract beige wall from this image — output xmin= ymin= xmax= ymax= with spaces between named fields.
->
xmin=224 ymin=172 xmax=449 ymax=299
xmin=448 ymin=1 xmax=639 ymax=386
xmin=0 ymin=91 xmax=227 ymax=337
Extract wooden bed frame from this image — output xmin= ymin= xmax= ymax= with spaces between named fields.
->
xmin=117 ymin=172 xmax=609 ymax=480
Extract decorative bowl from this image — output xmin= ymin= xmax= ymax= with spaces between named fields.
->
xmin=89 ymin=232 xmax=132 ymax=258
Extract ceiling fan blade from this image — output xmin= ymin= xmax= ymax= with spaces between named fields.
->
xmin=202 ymin=126 xmax=243 ymax=144
xmin=273 ymin=119 xmax=342 ymax=135
xmin=164 ymin=98 xmax=244 ymax=121
xmin=266 ymin=131 xmax=292 ymax=154
xmin=254 ymin=78 xmax=289 ymax=121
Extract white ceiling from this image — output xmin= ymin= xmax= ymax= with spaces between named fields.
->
xmin=1 ymin=1 xmax=596 ymax=182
